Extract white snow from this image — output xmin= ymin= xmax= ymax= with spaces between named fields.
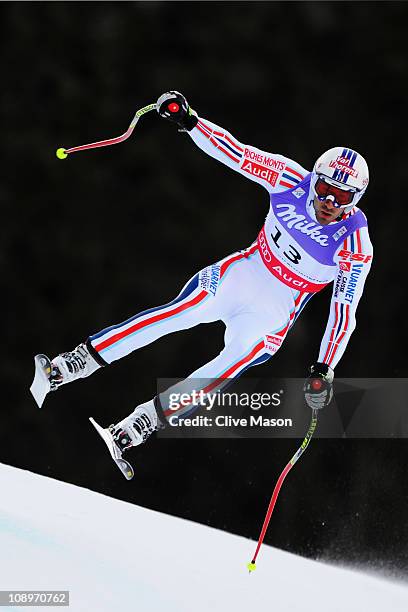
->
xmin=0 ymin=462 xmax=407 ymax=612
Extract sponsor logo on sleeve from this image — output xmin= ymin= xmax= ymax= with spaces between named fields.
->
xmin=339 ymin=261 xmax=351 ymax=272
xmin=334 ymin=270 xmax=347 ymax=298
xmin=338 ymin=249 xmax=372 ymax=264
xmin=241 ymin=160 xmax=279 ymax=187
xmin=344 ymin=264 xmax=363 ymax=303
xmin=243 ymin=148 xmax=286 ymax=172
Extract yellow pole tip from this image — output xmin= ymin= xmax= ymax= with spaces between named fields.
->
xmin=56 ymin=148 xmax=68 ymax=160
xmin=247 ymin=562 xmax=257 ymax=572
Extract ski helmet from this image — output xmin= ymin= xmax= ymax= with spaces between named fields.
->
xmin=312 ymin=147 xmax=369 ymax=211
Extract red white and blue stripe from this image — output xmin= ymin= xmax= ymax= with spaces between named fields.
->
xmin=279 ymin=165 xmax=305 ymax=189
xmin=91 ymin=244 xmax=260 ymax=357
xmin=342 ymin=213 xmax=363 ymax=252
xmin=322 ymin=301 xmax=351 ymax=367
xmin=332 ymin=148 xmax=357 ymax=184
xmin=291 ymin=291 xmax=315 ymax=326
xmin=196 ymin=119 xmax=244 ymax=164
xmin=90 ymin=275 xmax=210 ymax=355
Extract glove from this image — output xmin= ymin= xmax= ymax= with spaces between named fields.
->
xmin=304 ymin=362 xmax=334 ymax=410
xmin=156 ymin=91 xmax=198 ymax=131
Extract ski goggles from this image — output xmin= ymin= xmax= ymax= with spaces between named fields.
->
xmin=314 ymin=177 xmax=357 ymax=208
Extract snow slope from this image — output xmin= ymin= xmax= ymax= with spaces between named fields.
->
xmin=0 ymin=463 xmax=407 ymax=612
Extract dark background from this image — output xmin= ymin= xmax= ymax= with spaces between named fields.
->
xmin=2 ymin=1 xmax=408 ymax=577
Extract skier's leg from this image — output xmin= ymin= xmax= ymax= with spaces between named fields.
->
xmin=111 ymin=307 xmax=293 ymax=450
xmin=87 ymin=271 xmax=221 ymax=365
xmin=48 ymin=270 xmax=221 ymax=389
xmin=158 ymin=310 xmax=292 ymax=421
xmin=47 ymin=246 xmax=259 ymax=391
xmin=87 ymin=243 xmax=260 ymax=366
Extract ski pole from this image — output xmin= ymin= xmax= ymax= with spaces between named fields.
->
xmin=247 ymin=408 xmax=319 ymax=572
xmin=55 ymin=102 xmax=157 ymax=160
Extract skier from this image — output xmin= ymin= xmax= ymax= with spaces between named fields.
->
xmin=33 ymin=91 xmax=373 ymax=465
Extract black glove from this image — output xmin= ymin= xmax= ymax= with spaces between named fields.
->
xmin=304 ymin=362 xmax=334 ymax=410
xmin=156 ymin=91 xmax=198 ymax=131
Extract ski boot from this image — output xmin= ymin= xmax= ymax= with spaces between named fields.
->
xmin=30 ymin=342 xmax=102 ymax=407
xmin=89 ymin=399 xmax=160 ymax=480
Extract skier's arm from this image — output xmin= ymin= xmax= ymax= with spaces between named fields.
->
xmin=317 ymin=225 xmax=373 ymax=369
xmin=189 ymin=116 xmax=308 ymax=194
xmin=156 ymin=91 xmax=308 ymax=194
